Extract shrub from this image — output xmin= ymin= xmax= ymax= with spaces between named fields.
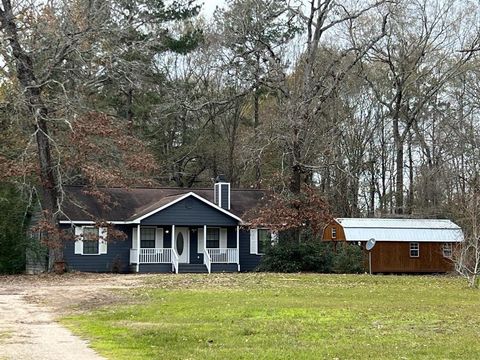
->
xmin=333 ymin=243 xmax=365 ymax=274
xmin=258 ymin=241 xmax=365 ymax=274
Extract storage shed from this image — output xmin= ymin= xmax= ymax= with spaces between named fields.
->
xmin=322 ymin=218 xmax=464 ymax=273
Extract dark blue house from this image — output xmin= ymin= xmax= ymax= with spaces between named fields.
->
xmin=57 ymin=177 xmax=273 ymax=273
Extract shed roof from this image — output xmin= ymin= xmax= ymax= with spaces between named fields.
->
xmin=336 ymin=218 xmax=464 ymax=243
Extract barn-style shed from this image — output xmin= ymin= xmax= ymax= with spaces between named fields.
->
xmin=322 ymin=218 xmax=464 ymax=273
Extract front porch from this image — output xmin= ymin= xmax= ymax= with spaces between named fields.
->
xmin=129 ymin=225 xmax=240 ymax=273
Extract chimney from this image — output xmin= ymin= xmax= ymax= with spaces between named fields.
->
xmin=214 ymin=175 xmax=230 ymax=210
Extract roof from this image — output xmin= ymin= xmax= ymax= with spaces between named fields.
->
xmin=59 ymin=186 xmax=266 ymax=223
xmin=335 ymin=218 xmax=464 ymax=243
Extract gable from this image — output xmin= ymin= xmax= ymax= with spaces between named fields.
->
xmin=140 ymin=196 xmax=240 ymax=226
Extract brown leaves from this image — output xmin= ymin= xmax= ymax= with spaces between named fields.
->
xmin=64 ymin=112 xmax=158 ymax=188
xmin=245 ymin=185 xmax=332 ymax=235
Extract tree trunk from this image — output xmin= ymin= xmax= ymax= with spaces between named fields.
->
xmin=1 ymin=0 xmax=61 ymax=268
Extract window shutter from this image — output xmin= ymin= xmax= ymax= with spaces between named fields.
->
xmin=250 ymin=229 xmax=258 ymax=254
xmin=271 ymin=231 xmax=279 ymax=245
xmin=156 ymin=227 xmax=164 ymax=248
xmin=198 ymin=228 xmax=204 ymax=253
xmin=74 ymin=226 xmax=83 ymax=254
xmin=220 ymin=228 xmax=228 ymax=249
xmin=99 ymin=227 xmax=108 ymax=254
xmin=132 ymin=228 xmax=138 ymax=249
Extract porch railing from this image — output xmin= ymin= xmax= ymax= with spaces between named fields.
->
xmin=139 ymin=248 xmax=172 ymax=264
xmin=207 ymin=248 xmax=237 ymax=263
xmin=171 ymin=248 xmax=179 ymax=274
xmin=129 ymin=249 xmax=138 ymax=264
xmin=203 ymin=248 xmax=212 ymax=273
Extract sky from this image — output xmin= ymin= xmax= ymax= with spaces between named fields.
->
xmin=200 ymin=0 xmax=226 ymax=17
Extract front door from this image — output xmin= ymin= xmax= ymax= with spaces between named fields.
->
xmin=175 ymin=227 xmax=189 ymax=263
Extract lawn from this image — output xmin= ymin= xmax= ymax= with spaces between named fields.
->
xmin=62 ymin=274 xmax=480 ymax=359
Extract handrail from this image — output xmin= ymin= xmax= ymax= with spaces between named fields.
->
xmin=171 ymin=248 xmax=179 ymax=274
xmin=203 ymin=248 xmax=211 ymax=273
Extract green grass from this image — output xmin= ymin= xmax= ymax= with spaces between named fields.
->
xmin=62 ymin=274 xmax=480 ymax=359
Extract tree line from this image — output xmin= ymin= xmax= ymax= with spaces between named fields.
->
xmin=1 ymin=0 xmax=480 ymax=274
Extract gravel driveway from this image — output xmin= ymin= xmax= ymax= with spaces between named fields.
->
xmin=0 ymin=273 xmax=147 ymax=360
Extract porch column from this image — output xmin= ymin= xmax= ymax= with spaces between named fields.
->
xmin=136 ymin=224 xmax=141 ymax=273
xmin=203 ymin=224 xmax=207 ymax=253
xmin=172 ymin=224 xmax=175 ymax=249
xmin=236 ymin=226 xmax=240 ymax=271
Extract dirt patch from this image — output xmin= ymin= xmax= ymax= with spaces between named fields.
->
xmin=0 ymin=273 xmax=158 ymax=360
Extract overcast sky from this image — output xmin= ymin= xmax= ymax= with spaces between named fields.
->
xmin=200 ymin=0 xmax=226 ymax=17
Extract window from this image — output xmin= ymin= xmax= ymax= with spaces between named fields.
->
xmin=258 ymin=229 xmax=271 ymax=255
xmin=206 ymin=228 xmax=220 ymax=248
xmin=83 ymin=227 xmax=99 ymax=255
xmin=443 ymin=243 xmax=452 ymax=258
xmin=141 ymin=228 xmax=156 ymax=248
xmin=331 ymin=227 xmax=337 ymax=239
xmin=410 ymin=242 xmax=419 ymax=258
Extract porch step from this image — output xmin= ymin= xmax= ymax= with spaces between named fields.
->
xmin=178 ymin=263 xmax=208 ymax=274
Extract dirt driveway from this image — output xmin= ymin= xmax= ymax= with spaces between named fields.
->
xmin=0 ymin=273 xmax=150 ymax=360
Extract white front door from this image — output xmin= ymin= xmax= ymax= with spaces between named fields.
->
xmin=175 ymin=227 xmax=189 ymax=263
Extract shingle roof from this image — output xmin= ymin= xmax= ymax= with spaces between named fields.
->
xmin=336 ymin=218 xmax=464 ymax=242
xmin=60 ymin=186 xmax=266 ymax=222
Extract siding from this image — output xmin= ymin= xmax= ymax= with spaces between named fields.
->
xmin=62 ymin=224 xmax=131 ymax=273
xmin=139 ymin=264 xmax=172 ymax=273
xmin=369 ymin=241 xmax=456 ymax=273
xmin=220 ymin=184 xmax=229 ymax=209
xmin=212 ymin=264 xmax=238 ymax=272
xmin=239 ymin=230 xmax=262 ymax=271
xmin=141 ymin=196 xmax=238 ymax=226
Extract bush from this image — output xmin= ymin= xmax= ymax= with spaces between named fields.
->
xmin=333 ymin=243 xmax=365 ymax=274
xmin=258 ymin=241 xmax=365 ymax=274
xmin=0 ymin=184 xmax=29 ymax=274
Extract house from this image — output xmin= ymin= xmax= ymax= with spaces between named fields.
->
xmin=36 ymin=177 xmax=273 ymax=274
xmin=322 ymin=218 xmax=464 ymax=273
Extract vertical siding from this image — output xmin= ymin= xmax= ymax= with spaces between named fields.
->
xmin=370 ymin=241 xmax=455 ymax=273
xmin=220 ymin=184 xmax=229 ymax=209
xmin=189 ymin=228 xmax=203 ymax=264
xmin=62 ymin=224 xmax=132 ymax=273
xmin=322 ymin=221 xmax=346 ymax=241
xmin=239 ymin=230 xmax=262 ymax=271
xmin=227 ymin=227 xmax=237 ymax=248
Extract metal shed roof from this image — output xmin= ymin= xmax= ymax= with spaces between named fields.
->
xmin=336 ymin=218 xmax=464 ymax=243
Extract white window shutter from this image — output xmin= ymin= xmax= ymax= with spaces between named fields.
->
xmin=156 ymin=227 xmax=164 ymax=248
xmin=198 ymin=228 xmax=204 ymax=253
xmin=250 ymin=229 xmax=258 ymax=255
xmin=99 ymin=227 xmax=108 ymax=254
xmin=271 ymin=231 xmax=279 ymax=245
xmin=132 ymin=228 xmax=138 ymax=249
xmin=220 ymin=228 xmax=228 ymax=248
xmin=74 ymin=226 xmax=83 ymax=254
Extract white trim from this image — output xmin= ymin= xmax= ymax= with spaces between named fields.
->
xmin=78 ymin=226 xmax=102 ymax=256
xmin=227 ymin=183 xmax=231 ymax=210
xmin=409 ymin=242 xmax=419 ymax=258
xmin=236 ymin=226 xmax=240 ymax=271
xmin=136 ymin=224 xmax=140 ymax=272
